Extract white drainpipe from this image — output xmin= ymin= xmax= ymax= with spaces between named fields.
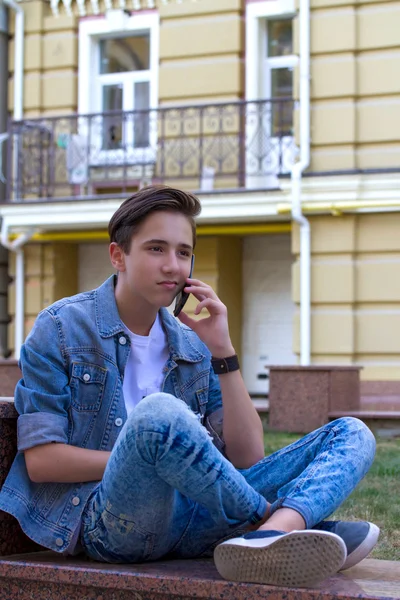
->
xmin=5 ymin=0 xmax=24 ymax=207
xmin=4 ymin=0 xmax=24 ymax=121
xmin=14 ymin=246 xmax=25 ymax=359
xmin=291 ymin=0 xmax=311 ymax=366
xmin=1 ymin=222 xmax=35 ymax=359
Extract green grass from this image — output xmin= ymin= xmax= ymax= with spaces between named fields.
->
xmin=263 ymin=432 xmax=400 ymax=561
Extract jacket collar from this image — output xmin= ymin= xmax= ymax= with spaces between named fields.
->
xmin=95 ymin=275 xmax=204 ymax=363
xmin=95 ymin=275 xmax=126 ymax=338
xmin=159 ymin=307 xmax=205 ymax=363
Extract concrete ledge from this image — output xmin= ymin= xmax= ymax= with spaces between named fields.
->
xmin=0 ymin=553 xmax=398 ymax=600
xmin=268 ymin=366 xmax=361 ymax=433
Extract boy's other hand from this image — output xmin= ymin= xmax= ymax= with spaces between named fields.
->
xmin=177 ymin=278 xmax=235 ymax=357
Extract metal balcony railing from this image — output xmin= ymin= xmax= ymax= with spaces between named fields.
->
xmin=5 ymin=99 xmax=298 ymax=203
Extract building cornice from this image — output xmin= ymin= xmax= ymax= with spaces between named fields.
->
xmin=1 ymin=173 xmax=400 ymax=237
xmin=0 ymin=190 xmax=287 ymax=236
xmin=279 ymin=173 xmax=400 ymax=215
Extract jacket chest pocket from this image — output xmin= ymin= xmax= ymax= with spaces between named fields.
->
xmin=70 ymin=362 xmax=107 ymax=412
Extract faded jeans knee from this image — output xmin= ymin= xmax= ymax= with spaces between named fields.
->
xmin=122 ymin=392 xmax=202 ymax=446
xmin=333 ymin=416 xmax=376 ymax=476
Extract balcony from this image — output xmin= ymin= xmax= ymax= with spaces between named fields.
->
xmin=5 ymin=99 xmax=297 ymax=203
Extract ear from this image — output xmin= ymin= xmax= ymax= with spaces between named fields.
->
xmin=109 ymin=242 xmax=126 ymax=272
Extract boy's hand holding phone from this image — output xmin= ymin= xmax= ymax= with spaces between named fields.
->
xmin=176 ymin=278 xmax=235 ymax=358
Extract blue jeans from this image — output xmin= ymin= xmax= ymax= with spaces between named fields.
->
xmin=80 ymin=393 xmax=376 ymax=563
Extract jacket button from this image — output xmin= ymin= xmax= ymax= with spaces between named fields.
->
xmin=83 ymin=373 xmax=91 ymax=382
xmin=55 ymin=537 xmax=64 ymax=547
xmin=119 ymin=336 xmax=127 ymax=345
xmin=72 ymin=496 xmax=80 ymax=506
xmin=115 ymin=418 xmax=123 ymax=427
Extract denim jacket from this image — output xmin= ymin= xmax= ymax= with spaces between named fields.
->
xmin=0 ymin=276 xmax=225 ymax=553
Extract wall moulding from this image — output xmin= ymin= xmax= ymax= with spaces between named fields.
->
xmin=16 ymin=0 xmax=197 ymax=17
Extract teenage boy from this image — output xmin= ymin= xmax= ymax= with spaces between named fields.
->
xmin=0 ymin=186 xmax=379 ymax=588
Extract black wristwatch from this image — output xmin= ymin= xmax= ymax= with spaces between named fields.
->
xmin=211 ymin=354 xmax=240 ymax=375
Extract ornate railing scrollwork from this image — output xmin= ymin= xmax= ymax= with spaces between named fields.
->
xmin=6 ymin=98 xmax=297 ymax=202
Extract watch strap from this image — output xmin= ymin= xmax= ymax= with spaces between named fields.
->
xmin=211 ymin=354 xmax=240 ymax=375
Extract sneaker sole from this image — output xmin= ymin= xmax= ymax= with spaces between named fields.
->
xmin=340 ymin=522 xmax=380 ymax=571
xmin=214 ymin=530 xmax=347 ymax=588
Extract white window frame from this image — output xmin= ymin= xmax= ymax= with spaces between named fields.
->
xmin=245 ymin=0 xmax=298 ymax=187
xmin=246 ymin=0 xmax=296 ymax=102
xmin=78 ymin=10 xmax=159 ymax=167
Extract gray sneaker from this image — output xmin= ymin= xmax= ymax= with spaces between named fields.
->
xmin=214 ymin=529 xmax=347 ymax=587
xmin=313 ymin=520 xmax=380 ymax=570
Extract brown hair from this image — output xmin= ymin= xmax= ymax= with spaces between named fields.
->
xmin=108 ymin=185 xmax=202 ymax=253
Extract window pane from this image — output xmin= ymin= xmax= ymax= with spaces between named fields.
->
xmin=267 ymin=20 xmax=293 ymax=57
xmin=271 ymin=67 xmax=293 ymax=98
xmin=134 ymin=81 xmax=150 ymax=148
xmin=100 ymin=34 xmax=150 ymax=74
xmin=271 ymin=68 xmax=293 ymax=135
xmin=103 ymin=84 xmax=123 ymax=111
xmin=102 ymin=85 xmax=123 ymax=149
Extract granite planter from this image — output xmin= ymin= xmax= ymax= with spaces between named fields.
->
xmin=268 ymin=366 xmax=361 ymax=433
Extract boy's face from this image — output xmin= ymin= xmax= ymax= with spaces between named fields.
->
xmin=110 ymin=210 xmax=194 ymax=308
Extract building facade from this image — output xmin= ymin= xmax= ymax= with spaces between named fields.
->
xmin=1 ymin=0 xmax=400 ymax=397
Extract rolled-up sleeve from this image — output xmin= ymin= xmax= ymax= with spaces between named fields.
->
xmin=15 ymin=310 xmax=71 ymax=452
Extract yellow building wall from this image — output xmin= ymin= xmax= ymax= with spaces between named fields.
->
xmin=8 ymin=3 xmax=78 ymax=116
xmin=159 ymin=0 xmax=243 ymax=104
xmin=6 ymin=0 xmax=399 ymax=378
xmin=292 ymin=213 xmax=400 ymax=381
xmin=294 ymin=0 xmax=400 ymax=171
xmin=8 ymin=0 xmax=399 ymax=166
xmin=8 ymin=243 xmax=78 ymax=354
xmin=158 ymin=0 xmax=243 ymax=190
xmin=8 ymin=1 xmax=243 ymax=113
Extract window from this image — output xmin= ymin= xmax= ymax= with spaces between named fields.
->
xmin=264 ymin=19 xmax=297 ymax=136
xmin=245 ymin=0 xmax=298 ymax=185
xmin=98 ymin=34 xmax=151 ymax=150
xmin=78 ymin=12 xmax=159 ymax=165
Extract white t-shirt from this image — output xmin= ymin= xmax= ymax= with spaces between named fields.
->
xmin=122 ymin=313 xmax=169 ymax=415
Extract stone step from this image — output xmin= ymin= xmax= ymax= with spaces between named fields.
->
xmin=329 ymin=410 xmax=400 ymax=420
xmin=0 ymin=552 xmax=398 ymax=600
xmin=252 ymin=398 xmax=269 ymax=412
xmin=328 ymin=410 xmax=400 ymax=438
